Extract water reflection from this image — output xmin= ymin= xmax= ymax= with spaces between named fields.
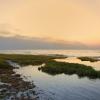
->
xmin=55 ymin=57 xmax=100 ymax=71
xmin=15 ymin=65 xmax=100 ymax=100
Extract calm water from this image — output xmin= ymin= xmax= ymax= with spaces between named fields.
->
xmin=0 ymin=49 xmax=100 ymax=57
xmin=1 ymin=50 xmax=100 ymax=100
xmin=14 ymin=64 xmax=100 ymax=100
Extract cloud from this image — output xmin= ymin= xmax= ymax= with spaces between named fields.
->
xmin=0 ymin=0 xmax=100 ymax=44
xmin=0 ymin=35 xmax=89 ymax=50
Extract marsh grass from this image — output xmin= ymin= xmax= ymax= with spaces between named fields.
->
xmin=0 ymin=54 xmax=67 ymax=67
xmin=0 ymin=58 xmax=12 ymax=69
xmin=40 ymin=60 xmax=100 ymax=79
xmin=0 ymin=54 xmax=100 ymax=79
xmin=78 ymin=57 xmax=99 ymax=62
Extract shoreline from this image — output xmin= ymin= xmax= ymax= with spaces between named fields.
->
xmin=0 ymin=54 xmax=100 ymax=99
xmin=0 ymin=66 xmax=37 ymax=100
xmin=0 ymin=54 xmax=66 ymax=100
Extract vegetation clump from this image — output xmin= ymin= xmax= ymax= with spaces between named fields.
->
xmin=40 ymin=60 xmax=100 ymax=79
xmin=0 ymin=54 xmax=67 ymax=67
xmin=0 ymin=58 xmax=12 ymax=69
xmin=78 ymin=57 xmax=99 ymax=62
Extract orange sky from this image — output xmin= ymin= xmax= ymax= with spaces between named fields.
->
xmin=0 ymin=0 xmax=100 ymax=46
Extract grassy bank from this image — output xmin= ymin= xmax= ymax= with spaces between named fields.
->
xmin=0 ymin=54 xmax=44 ymax=99
xmin=40 ymin=60 xmax=100 ymax=79
xmin=0 ymin=54 xmax=67 ymax=67
xmin=78 ymin=57 xmax=99 ymax=62
xmin=0 ymin=54 xmax=100 ymax=79
xmin=0 ymin=58 xmax=12 ymax=69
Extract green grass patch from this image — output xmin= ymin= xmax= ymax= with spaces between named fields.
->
xmin=78 ymin=57 xmax=99 ymax=62
xmin=0 ymin=54 xmax=67 ymax=68
xmin=0 ymin=54 xmax=100 ymax=79
xmin=40 ymin=60 xmax=100 ymax=79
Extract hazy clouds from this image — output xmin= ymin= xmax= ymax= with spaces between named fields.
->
xmin=0 ymin=35 xmax=89 ymax=50
xmin=0 ymin=1 xmax=100 ymax=38
xmin=0 ymin=0 xmax=100 ymax=48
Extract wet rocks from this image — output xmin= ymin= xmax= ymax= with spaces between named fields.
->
xmin=0 ymin=68 xmax=36 ymax=100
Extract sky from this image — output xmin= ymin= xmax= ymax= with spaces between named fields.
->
xmin=0 ymin=0 xmax=100 ymax=49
